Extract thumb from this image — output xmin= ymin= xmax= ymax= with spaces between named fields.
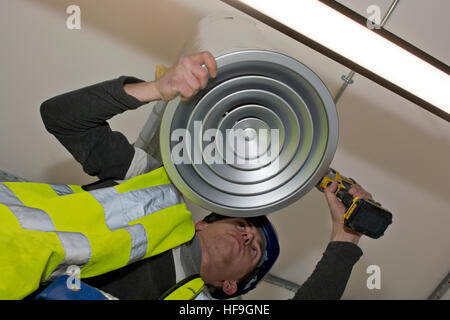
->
xmin=324 ymin=181 xmax=344 ymax=214
xmin=324 ymin=181 xmax=339 ymax=204
xmin=324 ymin=180 xmax=338 ymax=194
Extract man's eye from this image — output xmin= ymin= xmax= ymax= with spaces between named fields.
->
xmin=238 ymin=222 xmax=245 ymax=230
xmin=252 ymin=247 xmax=257 ymax=256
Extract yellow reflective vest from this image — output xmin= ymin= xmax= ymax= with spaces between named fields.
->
xmin=161 ymin=274 xmax=205 ymax=300
xmin=0 ymin=167 xmax=196 ymax=299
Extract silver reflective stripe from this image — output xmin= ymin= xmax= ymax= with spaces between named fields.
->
xmin=0 ymin=183 xmax=55 ymax=231
xmin=0 ymin=183 xmax=92 ymax=280
xmin=48 ymin=232 xmax=92 ymax=281
xmin=89 ymin=184 xmax=183 ymax=229
xmin=124 ymin=224 xmax=148 ymax=264
xmin=49 ymin=184 xmax=74 ymax=196
xmin=89 ymin=187 xmax=126 ymax=230
xmin=120 ymin=184 xmax=183 ymax=222
xmin=89 ymin=183 xmax=182 ymax=264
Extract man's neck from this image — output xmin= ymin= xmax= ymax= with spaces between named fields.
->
xmin=177 ymin=234 xmax=202 ymax=280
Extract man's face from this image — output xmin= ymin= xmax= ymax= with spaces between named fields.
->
xmin=195 ymin=217 xmax=264 ymax=295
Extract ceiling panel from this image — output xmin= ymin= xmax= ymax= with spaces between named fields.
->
xmin=337 ymin=0 xmax=450 ymax=64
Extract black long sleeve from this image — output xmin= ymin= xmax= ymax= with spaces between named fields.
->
xmin=293 ymin=242 xmax=363 ymax=300
xmin=40 ymin=76 xmax=146 ymax=180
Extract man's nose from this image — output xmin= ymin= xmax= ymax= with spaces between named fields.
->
xmin=241 ymin=231 xmax=254 ymax=245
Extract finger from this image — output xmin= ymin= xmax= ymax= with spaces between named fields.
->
xmin=349 ymin=184 xmax=373 ymax=200
xmin=324 ymin=180 xmax=338 ymax=194
xmin=324 ymin=188 xmax=339 ymax=205
xmin=202 ymin=51 xmax=217 ymax=78
xmin=324 ymin=186 xmax=344 ymax=215
xmin=324 ymin=182 xmax=342 ymax=208
xmin=355 ymin=191 xmax=373 ymax=200
xmin=177 ymin=80 xmax=194 ymax=100
xmin=324 ymin=181 xmax=337 ymax=203
xmin=349 ymin=185 xmax=372 ymax=199
xmin=348 ymin=184 xmax=361 ymax=195
xmin=349 ymin=185 xmax=368 ymax=197
xmin=190 ymin=51 xmax=217 ymax=78
xmin=191 ymin=65 xmax=209 ymax=89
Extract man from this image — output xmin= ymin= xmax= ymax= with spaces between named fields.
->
xmin=1 ymin=51 xmax=368 ymax=300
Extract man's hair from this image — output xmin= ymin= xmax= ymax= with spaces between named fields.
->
xmin=202 ymin=212 xmax=280 ymax=299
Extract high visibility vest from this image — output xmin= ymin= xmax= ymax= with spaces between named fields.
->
xmin=0 ymin=167 xmax=195 ymax=300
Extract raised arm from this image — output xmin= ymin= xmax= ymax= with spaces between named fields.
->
xmin=40 ymin=51 xmax=217 ymax=180
xmin=292 ymin=182 xmax=373 ymax=299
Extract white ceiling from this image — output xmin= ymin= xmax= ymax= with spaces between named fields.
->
xmin=0 ymin=0 xmax=449 ymax=299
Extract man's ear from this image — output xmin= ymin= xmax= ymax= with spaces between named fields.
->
xmin=222 ymin=280 xmax=238 ymax=296
xmin=195 ymin=220 xmax=208 ymax=232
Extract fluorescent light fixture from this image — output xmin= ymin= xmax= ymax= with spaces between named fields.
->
xmin=222 ymin=0 xmax=450 ymax=120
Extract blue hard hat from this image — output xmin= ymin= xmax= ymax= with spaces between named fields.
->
xmin=202 ymin=213 xmax=280 ymax=299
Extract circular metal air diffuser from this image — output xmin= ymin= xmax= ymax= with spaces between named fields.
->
xmin=160 ymin=50 xmax=338 ymax=217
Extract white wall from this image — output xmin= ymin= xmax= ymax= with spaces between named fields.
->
xmin=1 ymin=0 xmax=449 ymax=300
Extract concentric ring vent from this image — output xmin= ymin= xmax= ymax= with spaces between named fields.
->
xmin=160 ymin=50 xmax=338 ymax=217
